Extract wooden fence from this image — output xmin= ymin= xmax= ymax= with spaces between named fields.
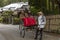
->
xmin=44 ymin=15 xmax=60 ymax=33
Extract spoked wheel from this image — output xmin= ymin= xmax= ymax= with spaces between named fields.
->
xmin=20 ymin=28 xmax=25 ymax=38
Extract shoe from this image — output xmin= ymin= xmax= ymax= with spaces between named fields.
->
xmin=34 ymin=38 xmax=37 ymax=40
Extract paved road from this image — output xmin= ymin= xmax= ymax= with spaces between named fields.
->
xmin=0 ymin=24 xmax=60 ymax=40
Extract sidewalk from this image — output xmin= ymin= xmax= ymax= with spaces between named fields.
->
xmin=0 ymin=33 xmax=6 ymax=40
xmin=0 ymin=23 xmax=60 ymax=40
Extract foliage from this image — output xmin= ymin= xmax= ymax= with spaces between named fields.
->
xmin=29 ymin=0 xmax=41 ymax=9
xmin=0 ymin=17 xmax=3 ymax=23
xmin=13 ymin=17 xmax=20 ymax=24
xmin=0 ymin=0 xmax=28 ymax=7
xmin=0 ymin=0 xmax=21 ymax=7
xmin=2 ymin=11 xmax=13 ymax=24
xmin=0 ymin=0 xmax=4 ymax=7
xmin=14 ymin=17 xmax=19 ymax=21
xmin=30 ymin=6 xmax=40 ymax=15
xmin=29 ymin=0 xmax=59 ymax=15
xmin=29 ymin=0 xmax=48 ymax=15
xmin=2 ymin=11 xmax=13 ymax=16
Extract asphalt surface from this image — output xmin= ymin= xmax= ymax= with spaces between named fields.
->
xmin=0 ymin=23 xmax=60 ymax=40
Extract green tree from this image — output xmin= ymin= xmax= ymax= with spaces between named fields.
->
xmin=0 ymin=0 xmax=22 ymax=7
xmin=2 ymin=11 xmax=13 ymax=24
xmin=29 ymin=0 xmax=60 ymax=15
xmin=0 ymin=0 xmax=4 ymax=7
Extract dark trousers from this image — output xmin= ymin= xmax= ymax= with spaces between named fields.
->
xmin=35 ymin=28 xmax=43 ymax=40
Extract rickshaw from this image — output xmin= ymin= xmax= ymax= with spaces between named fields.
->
xmin=19 ymin=16 xmax=37 ymax=38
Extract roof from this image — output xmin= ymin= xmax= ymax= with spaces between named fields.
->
xmin=2 ymin=2 xmax=29 ymax=11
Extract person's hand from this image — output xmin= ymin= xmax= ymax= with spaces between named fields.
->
xmin=37 ymin=27 xmax=39 ymax=29
xmin=39 ymin=28 xmax=41 ymax=30
xmin=37 ymin=27 xmax=41 ymax=30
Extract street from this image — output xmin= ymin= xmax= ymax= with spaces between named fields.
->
xmin=0 ymin=23 xmax=60 ymax=40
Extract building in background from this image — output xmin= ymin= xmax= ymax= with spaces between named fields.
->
xmin=0 ymin=2 xmax=29 ymax=12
